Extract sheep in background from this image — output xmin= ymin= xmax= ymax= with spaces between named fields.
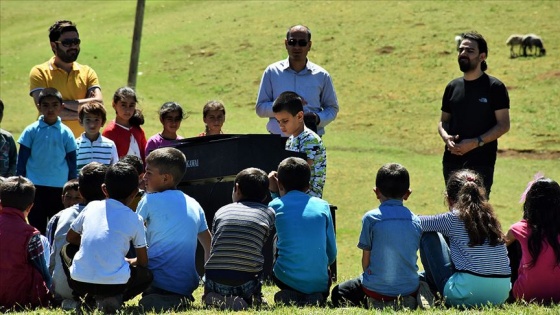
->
xmin=454 ymin=33 xmax=465 ymax=51
xmin=506 ymin=34 xmax=524 ymax=58
xmin=522 ymin=34 xmax=546 ymax=57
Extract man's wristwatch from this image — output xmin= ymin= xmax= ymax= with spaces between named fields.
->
xmin=477 ymin=136 xmax=485 ymax=147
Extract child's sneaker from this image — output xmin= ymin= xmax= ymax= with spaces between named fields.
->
xmin=61 ymin=298 xmax=79 ymax=311
xmin=205 ymin=292 xmax=248 ymax=311
xmin=300 ymin=292 xmax=324 ymax=306
xmin=274 ymin=289 xmax=301 ymax=306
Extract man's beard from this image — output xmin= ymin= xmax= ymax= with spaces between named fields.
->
xmin=56 ymin=45 xmax=80 ymax=63
xmin=458 ymin=57 xmax=476 ymax=72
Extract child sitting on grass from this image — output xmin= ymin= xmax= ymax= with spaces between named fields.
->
xmin=268 ymin=157 xmax=336 ymax=307
xmin=272 ymin=91 xmax=326 ymax=198
xmin=0 ymin=99 xmax=17 ymax=177
xmin=419 ymin=169 xmax=511 ymax=308
xmin=506 ymin=176 xmax=560 ymax=304
xmin=62 ymin=162 xmax=152 ymax=313
xmin=331 ymin=163 xmax=423 ymax=310
xmin=137 ymin=147 xmax=211 ymax=312
xmin=0 ymin=176 xmax=53 ymax=310
xmin=204 ymin=167 xmax=275 ymax=311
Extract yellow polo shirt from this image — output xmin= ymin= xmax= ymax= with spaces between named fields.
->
xmin=29 ymin=56 xmax=101 ymax=136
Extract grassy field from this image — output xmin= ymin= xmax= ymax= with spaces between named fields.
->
xmin=1 ymin=0 xmax=559 ymax=314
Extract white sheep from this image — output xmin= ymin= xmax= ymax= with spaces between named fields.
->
xmin=522 ymin=34 xmax=546 ymax=56
xmin=454 ymin=33 xmax=465 ymax=51
xmin=506 ymin=34 xmax=524 ymax=58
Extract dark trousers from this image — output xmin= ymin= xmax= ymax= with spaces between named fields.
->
xmin=443 ymin=163 xmax=495 ymax=198
xmin=272 ymin=273 xmax=331 ymax=299
xmin=60 ymin=244 xmax=153 ymax=301
xmin=507 ymin=240 xmax=522 ymax=302
xmin=331 ymin=277 xmax=367 ymax=307
xmin=28 ymin=185 xmax=64 ymax=234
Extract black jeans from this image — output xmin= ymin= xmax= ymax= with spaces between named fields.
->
xmin=60 ymin=243 xmax=153 ymax=301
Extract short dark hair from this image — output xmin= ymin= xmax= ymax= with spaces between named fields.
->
xmin=104 ymin=162 xmax=138 ymax=200
xmin=375 ymin=163 xmax=410 ymax=199
xmin=159 ymin=102 xmax=187 ymax=121
xmin=79 ymin=101 xmax=107 ymax=124
xmin=0 ymin=176 xmax=36 ymax=210
xmin=462 ymin=31 xmax=488 ymax=71
xmin=286 ymin=25 xmax=311 ymax=41
xmin=145 ymin=147 xmax=187 ymax=187
xmin=49 ymin=20 xmax=78 ymax=42
xmin=62 ymin=179 xmax=79 ymax=195
xmin=0 ymin=99 xmax=4 ymax=122
xmin=203 ymin=100 xmax=226 ymax=118
xmin=38 ymin=88 xmax=63 ymax=105
xmin=120 ymin=155 xmax=144 ymax=175
xmin=272 ymin=91 xmax=304 ymax=116
xmin=277 ymin=157 xmax=310 ymax=193
xmin=79 ymin=162 xmax=108 ymax=202
xmin=234 ymin=168 xmax=269 ymax=203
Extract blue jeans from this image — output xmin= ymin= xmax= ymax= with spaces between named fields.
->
xmin=419 ymin=232 xmax=454 ymax=295
xmin=204 ymin=277 xmax=261 ymax=300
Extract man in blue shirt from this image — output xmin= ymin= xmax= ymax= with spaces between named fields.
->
xmin=255 ymin=25 xmax=339 ymax=136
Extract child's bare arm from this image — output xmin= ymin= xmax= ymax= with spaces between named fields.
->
xmin=362 ymin=250 xmax=371 ymax=272
xmin=505 ymin=229 xmax=516 ymax=246
xmin=197 ymin=230 xmax=212 ymax=263
xmin=132 ymin=246 xmax=148 ymax=267
xmin=66 ymin=228 xmax=81 ymax=245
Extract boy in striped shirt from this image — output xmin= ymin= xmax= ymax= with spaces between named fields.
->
xmin=75 ymin=101 xmax=118 ymax=170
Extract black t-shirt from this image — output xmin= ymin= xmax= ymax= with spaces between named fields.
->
xmin=441 ymin=73 xmax=510 ymax=165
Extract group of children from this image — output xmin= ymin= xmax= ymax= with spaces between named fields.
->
xmin=1 ymin=85 xmax=559 ymax=312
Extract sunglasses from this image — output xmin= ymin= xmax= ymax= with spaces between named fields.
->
xmin=287 ymin=39 xmax=309 ymax=47
xmin=55 ymin=38 xmax=81 ymax=47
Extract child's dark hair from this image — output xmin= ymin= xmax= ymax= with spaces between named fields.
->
xmin=375 ymin=163 xmax=410 ymax=199
xmin=79 ymin=100 xmax=107 ymax=124
xmin=0 ymin=176 xmax=36 ymax=211
xmin=0 ymin=99 xmax=4 ymax=122
xmin=203 ymin=100 xmax=226 ymax=118
xmin=234 ymin=168 xmax=269 ymax=203
xmin=120 ymin=155 xmax=144 ymax=175
xmin=277 ymin=157 xmax=310 ymax=193
xmin=79 ymin=162 xmax=108 ymax=202
xmin=113 ymin=87 xmax=144 ymax=127
xmin=446 ymin=169 xmax=505 ymax=246
xmin=104 ymin=162 xmax=138 ymax=200
xmin=48 ymin=20 xmax=78 ymax=42
xmin=522 ymin=178 xmax=560 ymax=267
xmin=38 ymin=88 xmax=63 ymax=105
xmin=159 ymin=102 xmax=187 ymax=121
xmin=62 ymin=178 xmax=79 ymax=195
xmin=272 ymin=91 xmax=303 ymax=116
xmin=145 ymin=147 xmax=186 ymax=187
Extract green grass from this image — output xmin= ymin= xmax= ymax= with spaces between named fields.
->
xmin=1 ymin=0 xmax=559 ymax=314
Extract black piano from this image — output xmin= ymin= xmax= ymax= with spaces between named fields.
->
xmin=168 ymin=134 xmax=336 ymax=280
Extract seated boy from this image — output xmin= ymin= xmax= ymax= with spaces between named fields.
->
xmin=137 ymin=147 xmax=212 ymax=311
xmin=204 ymin=167 xmax=275 ymax=311
xmin=272 ymin=91 xmax=327 ymax=198
xmin=62 ymin=162 xmax=152 ymax=313
xmin=330 ymin=163 xmax=422 ymax=310
xmin=60 ymin=179 xmax=83 ymax=209
xmin=46 ymin=163 xmax=107 ymax=308
xmin=17 ymin=87 xmax=78 ymax=234
xmin=268 ymin=157 xmax=337 ymax=306
xmin=0 ymin=176 xmax=53 ymax=309
xmin=75 ymin=101 xmax=118 ymax=170
xmin=0 ymin=99 xmax=17 ymax=177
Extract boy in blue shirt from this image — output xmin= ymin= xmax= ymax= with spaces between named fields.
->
xmin=331 ymin=163 xmax=423 ymax=310
xmin=268 ymin=157 xmax=336 ymax=306
xmin=138 ymin=147 xmax=212 ymax=312
xmin=272 ymin=91 xmax=326 ymax=198
xmin=17 ymin=88 xmax=77 ymax=234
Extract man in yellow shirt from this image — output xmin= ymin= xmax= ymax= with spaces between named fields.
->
xmin=29 ymin=20 xmax=103 ymax=137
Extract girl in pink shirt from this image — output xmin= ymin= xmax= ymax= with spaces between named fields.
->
xmin=506 ymin=177 xmax=560 ymax=304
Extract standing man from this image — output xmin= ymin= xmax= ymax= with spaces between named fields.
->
xmin=29 ymin=20 xmax=102 ymax=137
xmin=438 ymin=32 xmax=510 ymax=197
xmin=256 ymin=25 xmax=339 ymax=136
